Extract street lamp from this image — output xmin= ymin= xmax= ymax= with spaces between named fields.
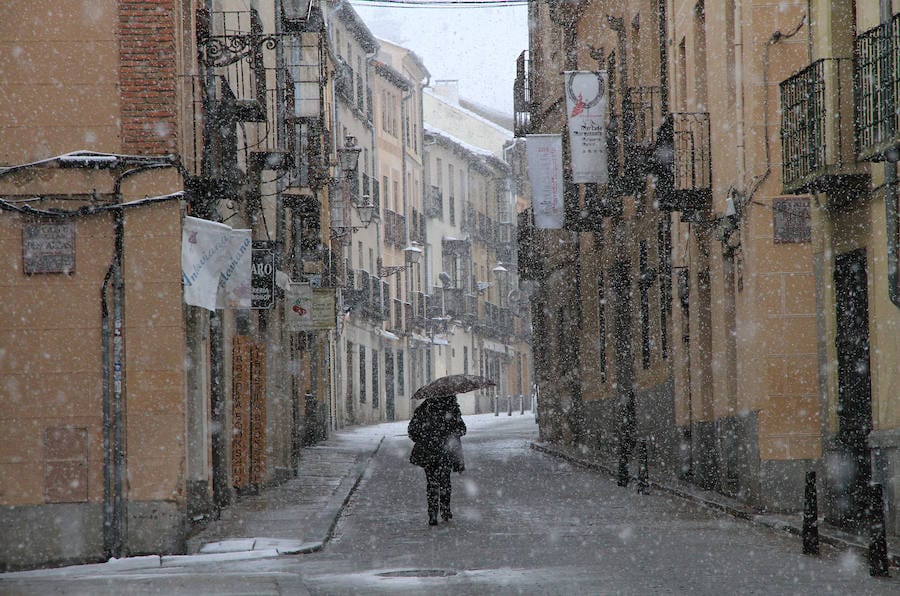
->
xmin=331 ymin=136 xmax=366 ymax=243
xmin=330 ymin=196 xmax=375 ymax=240
xmin=337 ymin=136 xmax=361 ymax=173
xmin=492 ymin=262 xmax=509 ymax=280
xmin=377 ymin=241 xmax=423 ymax=278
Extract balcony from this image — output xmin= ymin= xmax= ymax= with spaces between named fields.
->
xmin=516 ymin=209 xmax=543 ymax=281
xmin=654 ymin=113 xmax=712 ymax=217
xmin=781 ymin=58 xmax=868 ymax=197
xmin=334 ymin=59 xmax=354 ymax=102
xmin=384 ymin=209 xmax=406 ymax=247
xmin=513 ymin=50 xmax=532 ymax=137
xmin=413 ymin=291 xmax=427 ymax=329
xmin=855 ymin=14 xmax=900 ymax=161
xmin=443 ymin=288 xmax=465 ymax=319
xmin=607 ymin=87 xmax=664 ymax=197
xmin=198 ymin=9 xmax=278 ymax=123
xmin=246 ymin=69 xmax=296 ymax=172
xmin=425 ymin=185 xmax=443 ymax=218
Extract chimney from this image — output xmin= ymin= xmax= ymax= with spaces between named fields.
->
xmin=432 ymin=80 xmax=460 ymax=105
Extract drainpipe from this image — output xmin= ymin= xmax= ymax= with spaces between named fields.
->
xmin=100 ymin=264 xmax=114 ymax=558
xmin=104 ymin=163 xmax=176 ymax=556
xmin=881 ymin=0 xmax=900 ymax=308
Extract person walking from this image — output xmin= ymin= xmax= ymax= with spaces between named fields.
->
xmin=408 ymin=394 xmax=467 ymax=526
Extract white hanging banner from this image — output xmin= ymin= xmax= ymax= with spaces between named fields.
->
xmin=526 ymin=134 xmax=564 ymax=229
xmin=181 ymin=216 xmax=253 ymax=311
xmin=284 ymin=282 xmax=314 ymax=331
xmin=564 ymin=70 xmax=609 ymax=184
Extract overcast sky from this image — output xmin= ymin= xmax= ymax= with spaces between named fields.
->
xmin=350 ymin=1 xmax=528 ymax=114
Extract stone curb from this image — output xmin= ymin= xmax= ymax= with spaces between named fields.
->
xmin=530 ymin=442 xmax=899 ymax=569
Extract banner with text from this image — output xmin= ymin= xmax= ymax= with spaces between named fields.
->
xmin=284 ymin=284 xmax=336 ymax=331
xmin=564 ymin=70 xmax=609 ymax=184
xmin=182 ymin=216 xmax=252 ymax=311
xmin=526 ymin=134 xmax=564 ymax=229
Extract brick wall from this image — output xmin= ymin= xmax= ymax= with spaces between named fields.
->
xmin=118 ymin=0 xmax=178 ymax=155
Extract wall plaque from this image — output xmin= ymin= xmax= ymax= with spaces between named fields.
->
xmin=773 ymin=198 xmax=811 ymax=243
xmin=23 ymin=222 xmax=76 ymax=274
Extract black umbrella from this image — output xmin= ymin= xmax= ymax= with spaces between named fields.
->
xmin=411 ymin=374 xmax=496 ymax=401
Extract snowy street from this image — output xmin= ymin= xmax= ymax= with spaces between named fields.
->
xmin=3 ymin=413 xmax=897 ymax=595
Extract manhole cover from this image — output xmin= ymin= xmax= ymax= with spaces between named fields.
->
xmin=377 ymin=569 xmax=458 ymax=578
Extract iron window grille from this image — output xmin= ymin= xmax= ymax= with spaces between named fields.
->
xmin=855 ymin=14 xmax=900 ymax=161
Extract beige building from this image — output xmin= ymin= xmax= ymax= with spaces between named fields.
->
xmin=779 ymin=1 xmax=900 ymax=534
xmin=520 ymin=0 xmax=850 ymax=519
xmin=0 ymin=0 xmax=195 ymax=569
xmin=0 ymin=0 xmax=345 ymax=570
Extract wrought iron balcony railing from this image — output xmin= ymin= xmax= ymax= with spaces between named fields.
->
xmin=781 ymin=58 xmax=867 ymax=195
xmin=199 ymin=9 xmax=277 ymax=123
xmin=855 ymin=13 xmax=900 ymax=161
xmin=513 ymin=50 xmax=532 ymax=137
xmin=655 ymin=113 xmax=712 ymax=215
xmin=624 ymin=86 xmax=665 ymax=148
xmin=605 ymin=87 xmax=664 ymax=197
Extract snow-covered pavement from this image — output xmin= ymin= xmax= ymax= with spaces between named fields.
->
xmin=2 ymin=413 xmax=897 ymax=595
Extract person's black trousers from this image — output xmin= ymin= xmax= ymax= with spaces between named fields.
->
xmin=424 ymin=463 xmax=451 ymax=520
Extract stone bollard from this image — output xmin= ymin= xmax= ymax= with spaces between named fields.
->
xmin=868 ymin=483 xmax=890 ymax=577
xmin=802 ymin=470 xmax=819 ymax=555
xmin=636 ymin=441 xmax=649 ymax=495
xmin=507 ymin=395 xmax=513 ymax=416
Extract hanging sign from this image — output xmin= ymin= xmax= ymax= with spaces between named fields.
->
xmin=284 ymin=282 xmax=313 ymax=331
xmin=526 ymin=134 xmax=564 ymax=229
xmin=251 ymin=241 xmax=275 ymax=309
xmin=564 ymin=70 xmax=609 ymax=184
xmin=181 ymin=216 xmax=252 ymax=311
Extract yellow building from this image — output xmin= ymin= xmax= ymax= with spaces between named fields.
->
xmin=0 ymin=0 xmax=194 ymax=569
xmin=521 ymin=0 xmax=833 ymax=515
xmin=0 ymin=0 xmax=343 ymax=569
xmin=779 ymin=1 xmax=900 ymax=534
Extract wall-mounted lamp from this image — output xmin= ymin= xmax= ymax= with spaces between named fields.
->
xmin=330 ymin=196 xmax=375 ymax=240
xmin=377 ymin=241 xmax=423 ymax=278
xmin=337 ymin=136 xmax=361 ymax=174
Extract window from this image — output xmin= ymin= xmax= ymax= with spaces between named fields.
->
xmin=463 ymin=346 xmax=469 ymax=375
xmin=359 ymin=345 xmax=367 ymax=403
xmin=639 ymin=241 xmax=651 ymax=369
xmin=448 ymin=164 xmax=456 ymax=225
xmin=598 ymin=272 xmax=607 ymax=383
xmin=658 ymin=219 xmax=671 ymax=359
xmin=372 ymin=350 xmax=379 ymax=407
xmin=346 ymin=342 xmax=354 ymax=413
xmin=397 ymin=352 xmax=405 ymax=397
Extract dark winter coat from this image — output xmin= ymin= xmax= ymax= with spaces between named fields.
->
xmin=408 ymin=395 xmax=467 ymax=472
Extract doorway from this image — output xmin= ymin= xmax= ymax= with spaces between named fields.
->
xmin=833 ymin=248 xmax=873 ymax=528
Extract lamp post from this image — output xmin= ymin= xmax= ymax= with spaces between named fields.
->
xmin=492 ymin=261 xmax=509 ymax=306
